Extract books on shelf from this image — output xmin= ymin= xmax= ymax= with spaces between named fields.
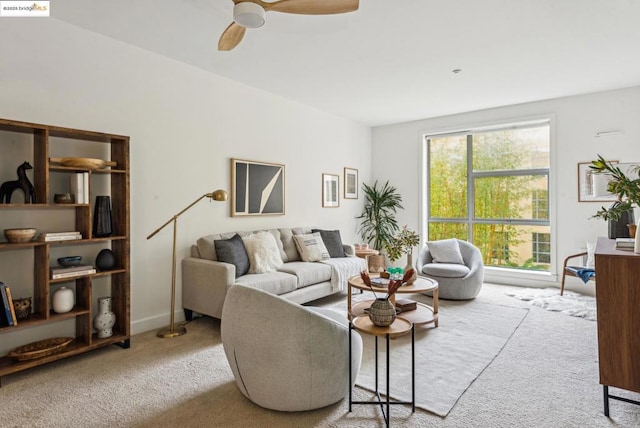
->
xmin=615 ymin=237 xmax=635 ymax=249
xmin=51 ymin=266 xmax=96 ymax=280
xmin=0 ymin=282 xmax=17 ymax=326
xmin=38 ymin=231 xmax=82 ymax=242
xmin=69 ymin=172 xmax=89 ymax=204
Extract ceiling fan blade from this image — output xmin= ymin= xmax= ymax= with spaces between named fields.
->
xmin=261 ymin=0 xmax=359 ymax=15
xmin=218 ymin=22 xmax=246 ymax=51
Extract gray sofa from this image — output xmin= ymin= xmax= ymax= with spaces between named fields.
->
xmin=182 ymin=227 xmax=367 ymax=319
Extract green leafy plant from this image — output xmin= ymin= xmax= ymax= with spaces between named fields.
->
xmin=590 ymin=155 xmax=640 ymax=221
xmin=356 ymin=180 xmax=404 ymax=252
xmin=384 ymin=225 xmax=420 ymax=263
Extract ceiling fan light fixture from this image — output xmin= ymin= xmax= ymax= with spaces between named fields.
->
xmin=233 ymin=2 xmax=266 ymax=28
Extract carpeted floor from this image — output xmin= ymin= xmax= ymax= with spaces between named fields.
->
xmin=1 ymin=283 xmax=639 ymax=428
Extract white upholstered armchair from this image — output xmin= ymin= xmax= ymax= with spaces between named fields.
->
xmin=221 ymin=283 xmax=363 ymax=411
xmin=416 ymin=239 xmax=484 ymax=300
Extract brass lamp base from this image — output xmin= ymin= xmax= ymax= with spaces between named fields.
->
xmin=156 ymin=324 xmax=187 ymax=338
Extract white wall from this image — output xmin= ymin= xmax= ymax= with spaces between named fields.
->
xmin=0 ymin=18 xmax=371 ymax=346
xmin=372 ymin=86 xmax=640 ymax=291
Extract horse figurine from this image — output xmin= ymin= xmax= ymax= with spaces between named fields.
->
xmin=0 ymin=161 xmax=36 ymax=204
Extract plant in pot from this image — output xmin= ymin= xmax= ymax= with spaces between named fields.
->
xmin=384 ymin=225 xmax=420 ymax=283
xmin=356 ymin=180 xmax=404 ymax=272
xmin=590 ymin=155 xmax=640 ymax=252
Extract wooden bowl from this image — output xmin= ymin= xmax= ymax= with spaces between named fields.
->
xmin=49 ymin=157 xmax=117 ymax=170
xmin=4 ymin=228 xmax=37 ymax=243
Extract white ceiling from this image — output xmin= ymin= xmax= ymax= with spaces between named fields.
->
xmin=53 ymin=0 xmax=640 ymax=126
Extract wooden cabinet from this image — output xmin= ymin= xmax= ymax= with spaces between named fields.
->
xmin=594 ymin=237 xmax=640 ymax=414
xmin=0 ymin=118 xmax=130 ymax=385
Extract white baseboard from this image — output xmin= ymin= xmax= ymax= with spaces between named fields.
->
xmin=131 ymin=309 xmax=186 ymax=336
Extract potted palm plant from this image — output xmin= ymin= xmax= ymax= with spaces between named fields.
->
xmin=356 ymin=181 xmax=404 ymax=271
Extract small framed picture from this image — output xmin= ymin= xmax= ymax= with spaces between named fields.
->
xmin=344 ymin=167 xmax=358 ymax=199
xmin=322 ymin=173 xmax=339 ymax=208
xmin=578 ymin=161 xmax=618 ymax=202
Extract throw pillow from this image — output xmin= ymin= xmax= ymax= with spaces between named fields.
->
xmin=311 ymin=229 xmax=345 ymax=258
xmin=293 ymin=232 xmax=331 ymax=262
xmin=214 ymin=233 xmax=250 ymax=278
xmin=242 ymin=231 xmax=284 ymax=274
xmin=428 ymin=239 xmax=464 ymax=264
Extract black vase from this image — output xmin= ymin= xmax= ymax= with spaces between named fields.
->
xmin=607 ymin=201 xmax=635 ymax=239
xmin=96 ymin=249 xmax=116 ymax=271
xmin=93 ymin=196 xmax=113 ymax=237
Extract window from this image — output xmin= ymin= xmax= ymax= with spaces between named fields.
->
xmin=426 ymin=121 xmax=551 ymax=272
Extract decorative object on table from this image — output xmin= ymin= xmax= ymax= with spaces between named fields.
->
xmin=95 ymin=249 xmax=116 ymax=271
xmin=231 ymin=158 xmax=284 ymax=216
xmin=385 ymin=225 xmax=420 ymax=284
xmin=356 ymin=180 xmax=404 ymax=261
xmin=93 ymin=195 xmax=113 ymax=237
xmin=395 ymin=298 xmax=417 ymax=313
xmin=0 ymin=161 xmax=36 ymax=204
xmin=344 ymin=167 xmax=358 ymax=199
xmin=12 ymin=297 xmax=31 ymax=321
xmin=629 ymin=223 xmax=637 ymax=238
xmin=589 ymin=156 xmax=640 ymax=253
xmin=4 ymin=228 xmax=36 ymax=243
xmin=147 ymin=189 xmax=228 ymax=338
xmin=360 ymin=269 xmax=415 ymax=327
xmin=322 ymin=173 xmax=340 ymax=207
xmin=49 ymin=157 xmax=117 ymax=170
xmin=57 ymin=255 xmax=82 ymax=267
xmin=53 ymin=193 xmax=75 ymax=204
xmin=7 ymin=337 xmax=74 ymax=361
xmin=52 ymin=287 xmax=74 ymax=313
xmin=93 ymin=296 xmax=116 ymax=339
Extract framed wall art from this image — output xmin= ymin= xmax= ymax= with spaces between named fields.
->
xmin=231 ymin=159 xmax=285 ymax=216
xmin=322 ymin=173 xmax=339 ymax=208
xmin=578 ymin=161 xmax=618 ymax=202
xmin=344 ymin=167 xmax=358 ymax=199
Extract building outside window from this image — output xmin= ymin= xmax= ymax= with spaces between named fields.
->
xmin=425 ymin=121 xmax=551 ymax=272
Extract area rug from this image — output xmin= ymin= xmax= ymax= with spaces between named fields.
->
xmin=504 ymin=287 xmax=596 ymax=321
xmin=335 ymin=294 xmax=528 ymax=417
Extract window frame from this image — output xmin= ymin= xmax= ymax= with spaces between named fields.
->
xmin=420 ymin=117 xmax=556 ymax=284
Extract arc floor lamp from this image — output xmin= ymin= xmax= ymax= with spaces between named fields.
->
xmin=147 ymin=189 xmax=228 ymax=338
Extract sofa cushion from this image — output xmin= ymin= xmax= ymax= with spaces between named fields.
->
xmin=197 ymin=232 xmax=236 ymax=261
xmin=427 ymin=239 xmax=465 ymax=264
xmin=422 ymin=262 xmax=470 ymax=278
xmin=279 ymin=228 xmax=300 ymax=262
xmin=242 ymin=231 xmax=284 ymax=274
xmin=293 ymin=233 xmax=331 ymax=262
xmin=265 ymin=229 xmax=288 ymax=262
xmin=234 ymin=271 xmax=298 ymax=295
xmin=215 ymin=234 xmax=250 ymax=277
xmin=312 ymin=229 xmax=346 ymax=258
xmin=277 ymin=262 xmax=332 ymax=288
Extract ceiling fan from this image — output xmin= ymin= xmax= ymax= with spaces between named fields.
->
xmin=218 ymin=0 xmax=359 ymax=51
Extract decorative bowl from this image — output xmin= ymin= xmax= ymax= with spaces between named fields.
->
xmin=4 ymin=228 xmax=37 ymax=243
xmin=49 ymin=157 xmax=116 ymax=170
xmin=54 ymin=193 xmax=75 ymax=204
xmin=58 ymin=256 xmax=82 ymax=267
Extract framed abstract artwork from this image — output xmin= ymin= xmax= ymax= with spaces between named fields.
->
xmin=322 ymin=173 xmax=339 ymax=208
xmin=231 ymin=159 xmax=285 ymax=216
xmin=344 ymin=167 xmax=358 ymax=199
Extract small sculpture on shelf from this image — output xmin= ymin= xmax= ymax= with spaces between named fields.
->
xmin=13 ymin=297 xmax=32 ymax=321
xmin=0 ymin=161 xmax=36 ymax=204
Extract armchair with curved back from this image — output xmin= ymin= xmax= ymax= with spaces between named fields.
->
xmin=560 ymin=251 xmax=595 ymax=295
xmin=221 ymin=283 xmax=363 ymax=412
xmin=415 ymin=239 xmax=484 ymax=300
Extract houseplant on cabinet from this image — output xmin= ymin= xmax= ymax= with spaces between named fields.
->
xmin=590 ymin=155 xmax=640 ymax=252
xmin=356 ymin=181 xmax=404 ymax=271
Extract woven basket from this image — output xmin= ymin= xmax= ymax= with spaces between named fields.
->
xmin=7 ymin=337 xmax=74 ymax=361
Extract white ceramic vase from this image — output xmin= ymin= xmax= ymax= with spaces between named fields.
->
xmin=52 ymin=286 xmax=74 ymax=313
xmin=403 ymin=253 xmax=417 ymax=284
xmin=93 ymin=296 xmax=116 ymax=338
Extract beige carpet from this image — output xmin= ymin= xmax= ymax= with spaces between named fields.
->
xmin=1 ymin=283 xmax=639 ymax=428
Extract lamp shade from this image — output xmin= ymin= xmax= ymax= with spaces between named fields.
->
xmin=209 ymin=189 xmax=228 ymax=201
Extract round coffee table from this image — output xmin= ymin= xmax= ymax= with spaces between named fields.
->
xmin=348 ymin=275 xmax=439 ymax=327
